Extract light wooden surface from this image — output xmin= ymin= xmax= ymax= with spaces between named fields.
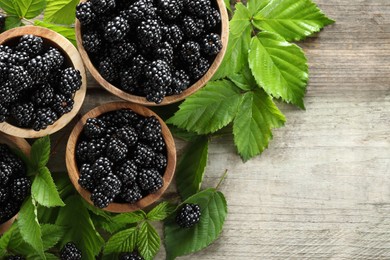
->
xmin=45 ymin=0 xmax=390 ymax=259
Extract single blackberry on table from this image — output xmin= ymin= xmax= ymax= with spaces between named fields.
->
xmin=0 ymin=104 xmax=9 ymax=123
xmin=6 ymin=256 xmax=26 ymax=260
xmin=10 ymin=177 xmax=31 ymax=202
xmin=0 ymin=15 xmax=5 ymax=32
xmin=182 ymin=16 xmax=205 ymax=38
xmin=134 ymin=143 xmax=155 ymax=166
xmin=153 ymin=153 xmax=167 ymax=170
xmin=137 ymin=19 xmax=162 ymax=47
xmin=84 ymin=118 xmax=107 ymax=139
xmin=204 ymin=8 xmax=221 ymax=29
xmin=190 ymin=57 xmax=210 ymax=80
xmin=116 ymin=126 xmax=138 ymax=146
xmin=0 ymin=82 xmax=18 ymax=104
xmin=16 ymin=34 xmax=43 ymax=57
xmin=125 ymin=0 xmax=156 ymax=23
xmin=202 ymin=33 xmax=223 ymax=55
xmin=120 ymin=251 xmax=144 ymax=260
xmin=11 ymin=102 xmax=35 ymax=128
xmin=99 ymin=57 xmax=118 ymax=83
xmin=59 ymin=68 xmax=82 ymax=96
xmin=91 ymin=0 xmax=116 ymax=14
xmin=180 ymin=41 xmax=201 ymax=64
xmin=154 ymin=42 xmax=174 ymax=65
xmin=60 ymin=242 xmax=82 ymax=260
xmin=82 ymin=30 xmax=103 ymax=53
xmin=106 ymin=138 xmax=129 ymax=162
xmin=0 ymin=187 xmax=9 ymax=204
xmin=91 ymin=157 xmax=113 ymax=179
xmin=116 ymin=160 xmax=138 ymax=184
xmin=136 ymin=116 xmax=162 ymax=141
xmin=76 ymin=2 xmax=96 ymax=25
xmin=52 ymin=94 xmax=74 ymax=117
xmin=110 ymin=41 xmax=136 ymax=63
xmin=9 ymin=65 xmax=33 ymax=92
xmin=104 ymin=16 xmax=130 ymax=42
xmin=164 ymin=24 xmax=183 ymax=48
xmin=119 ymin=182 xmax=143 ymax=203
xmin=184 ymin=0 xmax=212 ymax=17
xmin=167 ymin=69 xmax=190 ymax=95
xmin=176 ymin=203 xmax=201 ymax=228
xmin=156 ymin=0 xmax=183 ymax=20
xmin=0 ymin=162 xmax=13 ymax=185
xmin=137 ymin=168 xmax=163 ymax=193
xmin=0 ymin=200 xmax=19 ymax=224
xmin=32 ymin=84 xmax=54 ymax=106
xmin=32 ymin=107 xmax=58 ymax=131
xmin=145 ymin=59 xmax=172 ymax=89
xmin=78 ymin=163 xmax=96 ymax=191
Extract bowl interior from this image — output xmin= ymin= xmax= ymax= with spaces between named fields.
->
xmin=66 ymin=102 xmax=177 ymax=213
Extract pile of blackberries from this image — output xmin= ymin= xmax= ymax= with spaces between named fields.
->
xmin=76 ymin=109 xmax=167 ymax=209
xmin=176 ymin=203 xmax=201 ymax=228
xmin=0 ymin=35 xmax=82 ymax=131
xmin=0 ymin=144 xmax=30 ymax=225
xmin=76 ymin=0 xmax=223 ymax=104
xmin=60 ymin=242 xmax=82 ymax=260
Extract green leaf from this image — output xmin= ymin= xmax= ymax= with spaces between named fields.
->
xmin=27 ymin=252 xmax=59 ymax=260
xmin=17 ymin=197 xmax=45 ymax=259
xmin=233 ymin=89 xmax=286 ymax=161
xmin=230 ymin=3 xmax=251 ymax=36
xmin=253 ymin=0 xmax=334 ymax=41
xmin=5 ymin=16 xmax=22 ymax=30
xmin=0 ymin=224 xmax=15 ymax=257
xmin=137 ymin=222 xmax=160 ymax=260
xmin=34 ymin=21 xmax=76 ymax=46
xmin=41 ymin=224 xmax=66 ymax=250
xmin=168 ymin=125 xmax=200 ymax=142
xmin=247 ymin=0 xmax=270 ymax=15
xmin=164 ymin=189 xmax=228 ymax=259
xmin=56 ymin=195 xmax=105 ymax=259
xmin=223 ymin=0 xmax=231 ymax=12
xmin=249 ymin=32 xmax=308 ymax=109
xmin=44 ymin=0 xmax=78 ymax=25
xmin=228 ymin=65 xmax=257 ymax=91
xmin=30 ymin=136 xmax=50 ymax=170
xmin=31 ymin=167 xmax=65 ymax=207
xmin=112 ymin=211 xmax=146 ymax=225
xmin=0 ymin=0 xmax=17 ymax=15
xmin=176 ymin=137 xmax=209 ymax=200
xmin=13 ymin=0 xmax=46 ymax=19
xmin=146 ymin=202 xmax=176 ymax=221
xmin=104 ymin=227 xmax=138 ymax=255
xmin=167 ymin=80 xmax=243 ymax=135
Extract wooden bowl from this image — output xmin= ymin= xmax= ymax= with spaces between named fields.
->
xmin=0 ymin=26 xmax=87 ymax=138
xmin=66 ymin=102 xmax=176 ymax=213
xmin=75 ymin=0 xmax=229 ymax=106
xmin=0 ymin=133 xmax=31 ymax=235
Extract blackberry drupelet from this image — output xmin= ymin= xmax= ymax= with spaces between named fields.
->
xmin=32 ymin=107 xmax=58 ymax=131
xmin=164 ymin=24 xmax=183 ymax=48
xmin=167 ymin=69 xmax=190 ymax=95
xmin=110 ymin=41 xmax=136 ymax=63
xmin=59 ymin=68 xmax=82 ymax=96
xmin=154 ymin=42 xmax=174 ymax=65
xmin=82 ymin=30 xmax=103 ymax=53
xmin=32 ymin=84 xmax=55 ymax=106
xmin=145 ymin=60 xmax=172 ymax=89
xmin=16 ymin=34 xmax=43 ymax=57
xmin=99 ymin=57 xmax=118 ymax=83
xmin=0 ymin=162 xmax=13 ymax=185
xmin=91 ymin=0 xmax=116 ymax=14
xmin=0 ymin=15 xmax=5 ymax=32
xmin=104 ymin=16 xmax=130 ymax=42
xmin=84 ymin=118 xmax=107 ymax=139
xmin=176 ymin=203 xmax=201 ymax=228
xmin=134 ymin=143 xmax=155 ymax=166
xmin=78 ymin=163 xmax=96 ymax=191
xmin=60 ymin=242 xmax=82 ymax=260
xmin=137 ymin=19 xmax=162 ymax=47
xmin=116 ymin=126 xmax=138 ymax=146
xmin=52 ymin=94 xmax=74 ymax=116
xmin=7 ymin=256 xmax=26 ymax=260
xmin=106 ymin=138 xmax=129 ymax=162
xmin=136 ymin=116 xmax=162 ymax=141
xmin=156 ymin=0 xmax=183 ymax=20
xmin=202 ymin=33 xmax=223 ymax=55
xmin=204 ymin=8 xmax=221 ymax=29
xmin=153 ymin=153 xmax=167 ymax=170
xmin=182 ymin=16 xmax=205 ymax=38
xmin=180 ymin=41 xmax=201 ymax=64
xmin=137 ymin=168 xmax=163 ymax=193
xmin=76 ymin=2 xmax=96 ymax=25
xmin=184 ymin=0 xmax=212 ymax=17
xmin=91 ymin=157 xmax=113 ymax=179
xmin=11 ymin=102 xmax=36 ymax=128
xmin=120 ymin=251 xmax=144 ymax=260
xmin=10 ymin=177 xmax=31 ymax=202
xmin=190 ymin=57 xmax=210 ymax=80
xmin=116 ymin=160 xmax=138 ymax=184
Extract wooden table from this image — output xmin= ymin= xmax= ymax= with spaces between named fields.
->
xmin=47 ymin=0 xmax=390 ymax=259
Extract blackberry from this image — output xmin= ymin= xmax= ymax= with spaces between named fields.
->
xmin=110 ymin=41 xmax=136 ymax=63
xmin=9 ymin=51 xmax=30 ymax=66
xmin=26 ymin=55 xmax=51 ymax=82
xmin=202 ymin=33 xmax=222 ymax=55
xmin=52 ymin=94 xmax=74 ymax=117
xmin=145 ymin=87 xmax=166 ymax=104
xmin=0 ymin=62 xmax=8 ymax=82
xmin=164 ymin=24 xmax=183 ymax=48
xmin=190 ymin=57 xmax=210 ymax=80
xmin=120 ymin=252 xmax=144 ymax=260
xmin=120 ymin=68 xmax=139 ymax=93
xmin=0 ymin=104 xmax=9 ymax=123
xmin=76 ymin=140 xmax=89 ymax=163
xmin=82 ymin=30 xmax=103 ymax=53
xmin=84 ymin=118 xmax=107 ymax=139
xmin=9 ymin=65 xmax=32 ymax=92
xmin=32 ymin=84 xmax=55 ymax=106
xmin=116 ymin=126 xmax=138 ymax=146
xmin=184 ymin=0 xmax=211 ymax=17
xmin=1 ymin=149 xmax=26 ymax=177
xmin=32 ymin=107 xmax=58 ymax=131
xmin=0 ymin=162 xmax=13 ymax=185
xmin=101 ymin=109 xmax=139 ymax=128
xmin=78 ymin=163 xmax=96 ymax=191
xmin=180 ymin=41 xmax=200 ymax=64
xmin=0 ymin=82 xmax=18 ymax=104
xmin=106 ymin=138 xmax=128 ymax=162
xmin=60 ymin=242 xmax=82 ymax=260
xmin=154 ymin=42 xmax=173 ymax=65
xmin=59 ymin=68 xmax=82 ymax=96
xmin=119 ymin=182 xmax=143 ymax=203
xmin=167 ymin=69 xmax=190 ymax=95
xmin=11 ymin=103 xmax=35 ymax=128
xmin=91 ymin=157 xmax=113 ymax=179
xmin=104 ymin=16 xmax=130 ymax=42
xmin=145 ymin=60 xmax=172 ymax=89
xmin=116 ymin=160 xmax=138 ymax=184
xmin=134 ymin=143 xmax=155 ymax=166
xmin=153 ymin=153 xmax=167 ymax=170
xmin=0 ymin=201 xmax=19 ymax=224
xmin=0 ymin=15 xmax=5 ymax=32
xmin=182 ymin=16 xmax=205 ymax=38
xmin=16 ymin=34 xmax=43 ymax=57
xmin=44 ymin=47 xmax=64 ymax=69
xmin=92 ymin=174 xmax=121 ymax=208
xmin=0 ymin=187 xmax=9 ymax=204
xmin=76 ymin=2 xmax=96 ymax=25
xmin=137 ymin=168 xmax=163 ymax=193
xmin=91 ymin=190 xmax=111 ymax=208
xmin=157 ymin=0 xmax=183 ymax=20
xmin=91 ymin=0 xmax=116 ymax=14
xmin=126 ymin=0 xmax=156 ymax=23
xmin=10 ymin=177 xmax=31 ymax=202
xmin=136 ymin=116 xmax=162 ymax=141
xmin=137 ymin=19 xmax=162 ymax=47
xmin=149 ymin=135 xmax=165 ymax=152
xmin=204 ymin=8 xmax=221 ymax=29
xmin=176 ymin=203 xmax=201 ymax=228
xmin=99 ymin=57 xmax=118 ymax=83
xmin=7 ymin=256 xmax=26 ymax=260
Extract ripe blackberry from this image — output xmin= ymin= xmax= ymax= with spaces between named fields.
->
xmin=99 ymin=57 xmax=118 ymax=83
xmin=101 ymin=109 xmax=140 ymax=128
xmin=116 ymin=160 xmax=138 ymax=184
xmin=119 ymin=182 xmax=143 ymax=203
xmin=184 ymin=0 xmax=211 ymax=17
xmin=76 ymin=2 xmax=96 ymax=25
xmin=145 ymin=87 xmax=166 ymax=104
xmin=106 ymin=138 xmax=128 ymax=162
xmin=0 ymin=201 xmax=19 ymax=224
xmin=164 ymin=24 xmax=183 ymax=48
xmin=137 ymin=168 xmax=163 ymax=193
xmin=120 ymin=251 xmax=144 ymax=260
xmin=104 ymin=16 xmax=130 ymax=42
xmin=16 ymin=35 xmax=43 ymax=57
xmin=126 ymin=0 xmax=156 ymax=23
xmin=91 ymin=157 xmax=113 ymax=179
xmin=0 ymin=15 xmax=5 ymax=32
xmin=154 ymin=42 xmax=173 ymax=65
xmin=153 ymin=153 xmax=167 ymax=170
xmin=167 ymin=69 xmax=190 ymax=95
xmin=7 ymin=256 xmax=26 ymax=260
xmin=52 ymin=94 xmax=74 ymax=117
xmin=134 ymin=143 xmax=155 ymax=166
xmin=90 ymin=190 xmax=111 ymax=209
xmin=137 ymin=19 xmax=162 ymax=47
xmin=32 ymin=84 xmax=54 ymax=106
xmin=0 ymin=104 xmax=9 ymax=123
xmin=88 ymin=138 xmax=108 ymax=162
xmin=11 ymin=102 xmax=35 ymax=128
xmin=116 ymin=126 xmax=138 ymax=146
xmin=9 ymin=65 xmax=32 ymax=92
xmin=120 ymin=68 xmax=138 ymax=93
xmin=145 ymin=60 xmax=172 ymax=89
xmin=26 ymin=55 xmax=51 ymax=82
xmin=1 ymin=148 xmax=26 ymax=177
xmin=202 ymin=33 xmax=222 ymax=55
xmin=149 ymin=135 xmax=166 ymax=152
xmin=10 ymin=177 xmax=31 ymax=202
xmin=176 ymin=203 xmax=201 ymax=228
xmin=44 ymin=47 xmax=65 ymax=69
xmin=0 ymin=62 xmax=8 ymax=82
xmin=157 ymin=0 xmax=183 ymax=20
xmin=32 ymin=107 xmax=58 ymax=131
xmin=0 ymin=187 xmax=9 ymax=204
xmin=190 ymin=57 xmax=210 ymax=80
xmin=59 ymin=68 xmax=82 ymax=96
xmin=82 ymin=30 xmax=103 ymax=53
xmin=9 ymin=51 xmax=30 ymax=66
xmin=136 ymin=116 xmax=162 ymax=142
xmin=91 ymin=0 xmax=116 ymax=14
xmin=182 ymin=16 xmax=205 ymax=38
xmin=76 ymin=140 xmax=89 ymax=163
xmin=0 ymin=162 xmax=12 ymax=185
xmin=84 ymin=118 xmax=107 ymax=139
xmin=0 ymin=82 xmax=18 ymax=104
xmin=60 ymin=242 xmax=82 ymax=260
xmin=204 ymin=8 xmax=221 ymax=29
xmin=78 ymin=163 xmax=96 ymax=191
xmin=180 ymin=41 xmax=200 ymax=64
xmin=110 ymin=41 xmax=136 ymax=63
xmin=92 ymin=174 xmax=121 ymax=208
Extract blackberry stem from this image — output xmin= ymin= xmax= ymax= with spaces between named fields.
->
xmin=216 ymin=169 xmax=228 ymax=190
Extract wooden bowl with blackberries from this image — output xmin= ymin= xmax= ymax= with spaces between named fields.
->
xmin=0 ymin=26 xmax=87 ymax=138
xmin=75 ymin=0 xmax=229 ymax=105
xmin=0 ymin=133 xmax=31 ymax=235
xmin=66 ymin=102 xmax=176 ymax=213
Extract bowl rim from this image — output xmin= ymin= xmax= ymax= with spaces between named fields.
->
xmin=0 ymin=25 xmax=87 ymax=138
xmin=66 ymin=102 xmax=177 ymax=213
xmin=75 ymin=0 xmax=229 ymax=106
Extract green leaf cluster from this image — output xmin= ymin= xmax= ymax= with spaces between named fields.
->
xmin=169 ymin=0 xmax=334 ymax=161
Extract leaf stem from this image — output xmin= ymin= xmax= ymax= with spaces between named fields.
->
xmin=216 ymin=169 xmax=228 ymax=190
xmin=21 ymin=18 xmax=34 ymax=25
